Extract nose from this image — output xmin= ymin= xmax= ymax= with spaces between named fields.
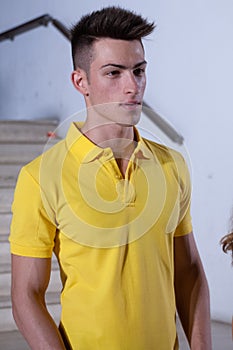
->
xmin=123 ymin=71 xmax=139 ymax=95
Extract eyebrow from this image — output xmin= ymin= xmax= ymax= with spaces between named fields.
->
xmin=100 ymin=60 xmax=147 ymax=70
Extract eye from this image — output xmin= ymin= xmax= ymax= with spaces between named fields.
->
xmin=106 ymin=70 xmax=121 ymax=77
xmin=133 ymin=68 xmax=145 ymax=77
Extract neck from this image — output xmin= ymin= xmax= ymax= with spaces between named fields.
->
xmin=81 ymin=120 xmax=137 ymax=178
xmin=81 ymin=121 xmax=136 ymax=157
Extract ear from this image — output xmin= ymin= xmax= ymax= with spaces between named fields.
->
xmin=71 ymin=69 xmax=89 ymax=96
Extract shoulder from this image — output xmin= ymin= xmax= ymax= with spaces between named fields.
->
xmin=142 ymin=137 xmax=185 ymax=165
xmin=21 ymin=139 xmax=66 ymax=184
xmin=142 ymin=138 xmax=191 ymax=187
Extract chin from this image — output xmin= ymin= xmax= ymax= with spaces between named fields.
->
xmin=122 ymin=111 xmax=141 ymax=126
xmin=115 ymin=114 xmax=140 ymax=126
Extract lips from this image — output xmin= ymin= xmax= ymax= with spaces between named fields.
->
xmin=120 ymin=101 xmax=141 ymax=109
xmin=124 ymin=101 xmax=141 ymax=105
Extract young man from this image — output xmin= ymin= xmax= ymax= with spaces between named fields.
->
xmin=9 ymin=6 xmax=212 ymax=349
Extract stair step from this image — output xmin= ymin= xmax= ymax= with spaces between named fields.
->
xmin=0 ymin=304 xmax=61 ymax=332
xmin=0 ymin=119 xmax=63 ymax=332
xmin=0 ymin=213 xmax=11 ymax=235
xmin=0 ymin=141 xmax=59 ymax=164
xmin=0 ymin=292 xmax=61 ymax=331
xmin=0 ymin=262 xmax=10 ymax=275
xmin=0 ymin=164 xmax=21 ymax=188
xmin=0 ymin=233 xmax=9 ymax=243
xmin=0 ymin=188 xmax=14 ymax=213
xmin=0 ymin=240 xmax=10 ymax=259
xmin=0 ymin=119 xmax=60 ymax=143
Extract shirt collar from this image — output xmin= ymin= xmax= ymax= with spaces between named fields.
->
xmin=65 ymin=122 xmax=153 ymax=163
xmin=133 ymin=127 xmax=153 ymax=160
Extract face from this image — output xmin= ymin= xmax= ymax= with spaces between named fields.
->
xmin=73 ymin=38 xmax=147 ymax=127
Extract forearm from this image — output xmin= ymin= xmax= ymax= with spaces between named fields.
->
xmin=176 ymin=266 xmax=212 ymax=350
xmin=12 ymin=292 xmax=66 ymax=350
xmin=188 ymin=274 xmax=212 ymax=349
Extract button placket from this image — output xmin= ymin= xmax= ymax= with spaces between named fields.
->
xmin=101 ymin=152 xmax=138 ymax=206
xmin=118 ymin=157 xmax=137 ymax=205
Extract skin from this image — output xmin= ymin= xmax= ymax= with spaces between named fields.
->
xmin=11 ymin=256 xmax=66 ymax=350
xmin=174 ymin=233 xmax=212 ymax=349
xmin=72 ymin=39 xmax=147 ymax=175
xmin=12 ymin=38 xmax=212 ymax=349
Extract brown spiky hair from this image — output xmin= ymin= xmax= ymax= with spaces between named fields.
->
xmin=71 ymin=6 xmax=155 ymax=75
xmin=220 ymin=232 xmax=233 ymax=265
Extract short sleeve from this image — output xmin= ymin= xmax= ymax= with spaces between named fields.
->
xmin=9 ymin=166 xmax=57 ymax=258
xmin=174 ymin=204 xmax=192 ymax=236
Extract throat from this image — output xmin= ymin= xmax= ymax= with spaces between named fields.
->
xmin=115 ymin=157 xmax=130 ymax=178
xmin=113 ymin=140 xmax=136 ymax=178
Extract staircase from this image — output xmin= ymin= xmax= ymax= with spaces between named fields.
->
xmin=0 ymin=119 xmax=62 ymax=332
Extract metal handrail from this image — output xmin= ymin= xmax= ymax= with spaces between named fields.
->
xmin=142 ymin=102 xmax=184 ymax=144
xmin=0 ymin=14 xmax=70 ymax=42
xmin=0 ymin=14 xmax=183 ymax=144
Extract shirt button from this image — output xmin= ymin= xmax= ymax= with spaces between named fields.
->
xmin=103 ymin=150 xmax=110 ymax=157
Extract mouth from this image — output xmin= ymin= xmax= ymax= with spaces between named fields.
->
xmin=120 ymin=101 xmax=142 ymax=110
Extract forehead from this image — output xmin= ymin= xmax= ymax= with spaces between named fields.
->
xmin=91 ymin=38 xmax=145 ymax=67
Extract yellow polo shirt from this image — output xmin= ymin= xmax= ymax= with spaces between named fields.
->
xmin=10 ymin=122 xmax=192 ymax=350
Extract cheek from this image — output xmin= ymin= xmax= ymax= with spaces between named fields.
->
xmin=101 ymin=82 xmax=122 ymax=99
xmin=94 ymin=78 xmax=119 ymax=94
xmin=140 ymin=77 xmax=146 ymax=93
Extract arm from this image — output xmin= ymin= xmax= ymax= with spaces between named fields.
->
xmin=11 ymin=254 xmax=66 ymax=350
xmin=174 ymin=232 xmax=212 ymax=350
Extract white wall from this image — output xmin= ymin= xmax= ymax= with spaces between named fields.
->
xmin=1 ymin=0 xmax=232 ymax=322
xmin=0 ymin=0 xmax=81 ymax=120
